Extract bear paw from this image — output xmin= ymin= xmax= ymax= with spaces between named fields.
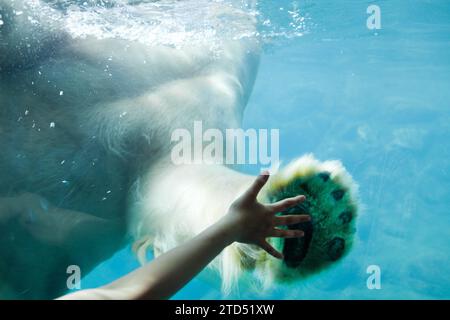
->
xmin=254 ymin=154 xmax=359 ymax=283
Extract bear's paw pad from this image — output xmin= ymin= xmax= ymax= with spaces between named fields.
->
xmin=262 ymin=156 xmax=359 ymax=281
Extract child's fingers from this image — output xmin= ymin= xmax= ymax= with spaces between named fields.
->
xmin=259 ymin=239 xmax=283 ymax=259
xmin=267 ymin=195 xmax=305 ymax=213
xmin=242 ymin=171 xmax=270 ymax=201
xmin=274 ymin=214 xmax=311 ymax=226
xmin=269 ymin=228 xmax=304 ymax=238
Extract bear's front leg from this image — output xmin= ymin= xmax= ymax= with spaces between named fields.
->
xmin=129 ymin=155 xmax=359 ymax=294
xmin=128 ymin=160 xmax=255 ymax=292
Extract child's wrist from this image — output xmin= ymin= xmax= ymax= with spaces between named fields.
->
xmin=215 ymin=214 xmax=241 ymax=246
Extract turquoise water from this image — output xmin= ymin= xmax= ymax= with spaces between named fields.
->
xmin=83 ymin=0 xmax=450 ymax=299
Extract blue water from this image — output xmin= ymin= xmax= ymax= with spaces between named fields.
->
xmin=84 ymin=0 xmax=450 ymax=299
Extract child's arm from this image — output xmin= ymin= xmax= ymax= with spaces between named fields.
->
xmin=59 ymin=172 xmax=310 ymax=300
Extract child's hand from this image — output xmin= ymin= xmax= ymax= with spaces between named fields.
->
xmin=222 ymin=171 xmax=310 ymax=259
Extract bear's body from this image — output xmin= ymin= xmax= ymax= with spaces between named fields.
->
xmin=0 ymin=0 xmax=358 ymax=299
xmin=0 ymin=0 xmax=260 ymax=298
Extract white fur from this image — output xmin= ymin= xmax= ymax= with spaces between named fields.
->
xmin=1 ymin=0 xmax=359 ymax=298
xmin=0 ymin=0 xmax=261 ymax=298
xmin=129 ymin=154 xmax=359 ymax=294
xmin=129 ymin=161 xmax=254 ymax=293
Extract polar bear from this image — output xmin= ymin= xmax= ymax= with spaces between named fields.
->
xmin=0 ymin=0 xmax=358 ymax=299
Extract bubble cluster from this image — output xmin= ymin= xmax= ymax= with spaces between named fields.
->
xmin=12 ymin=0 xmax=310 ymax=54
